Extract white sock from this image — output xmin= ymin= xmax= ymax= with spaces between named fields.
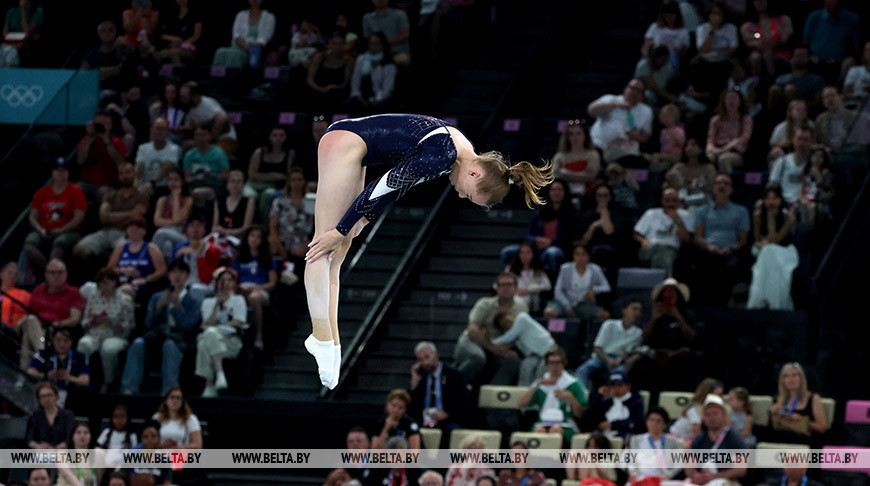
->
xmin=215 ymin=371 xmax=228 ymax=390
xmin=327 ymin=345 xmax=341 ymax=389
xmin=305 ymin=335 xmax=335 ymax=386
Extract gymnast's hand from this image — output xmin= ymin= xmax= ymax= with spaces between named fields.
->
xmin=306 ymin=229 xmax=345 ymax=263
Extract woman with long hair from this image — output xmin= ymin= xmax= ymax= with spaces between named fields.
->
xmin=153 ymin=387 xmax=203 ymax=449
xmin=349 ymin=32 xmax=398 ymax=110
xmin=768 ymin=99 xmax=813 ymax=163
xmin=740 ymin=0 xmax=793 ymax=77
xmin=551 ymin=119 xmax=600 ymax=195
xmin=148 ymin=77 xmax=187 ymax=143
xmin=507 ymin=242 xmax=551 ymax=313
xmin=706 ymin=89 xmax=753 ymax=173
xmin=152 ymin=167 xmax=194 ymax=260
xmin=747 ymin=184 xmax=798 ymax=310
xmin=57 ymin=422 xmax=99 ymax=486
xmin=670 ymin=377 xmax=721 ymax=441
xmin=244 ymin=127 xmax=296 ymax=220
xmin=232 ymin=225 xmax=277 ymax=350
xmin=770 ymin=362 xmax=826 ymax=445
xmin=303 ymin=114 xmax=552 ymax=388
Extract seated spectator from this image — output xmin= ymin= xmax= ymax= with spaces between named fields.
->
xmin=371 ymin=389 xmax=421 ymax=449
xmin=349 ymin=32 xmax=398 ymax=111
xmin=244 ymin=127 xmax=295 ymax=220
xmin=727 ymin=387 xmax=757 ymax=448
xmin=231 ymin=225 xmax=276 ymax=350
xmin=152 ymin=168 xmax=193 ymax=260
xmin=77 ymin=268 xmax=134 ymax=390
xmin=17 ymin=260 xmax=83 ymax=372
xmin=582 ymin=371 xmax=644 ymax=440
xmin=575 ymin=300 xmax=643 ymax=391
xmin=148 ymin=78 xmax=187 ymax=143
xmin=409 ymin=341 xmax=472 ymax=447
xmin=798 ymin=146 xmax=834 ymax=227
xmin=180 ymin=83 xmax=238 ymax=156
xmin=212 ymin=0 xmax=275 ymax=69
xmin=684 ymin=394 xmax=747 ymax=486
xmin=497 ymin=441 xmax=547 ymax=485
xmin=383 ymin=436 xmax=421 ymax=485
xmin=705 ymin=90 xmax=753 ymax=173
xmin=518 ymin=347 xmax=586 ymax=442
xmin=444 ymin=436 xmax=495 ymax=486
xmin=107 ymin=218 xmax=167 ymax=297
xmin=635 ymin=278 xmax=697 ymax=390
xmin=692 ymin=173 xmax=749 ymax=305
xmin=27 ymin=328 xmax=90 ymax=398
xmin=747 ymin=184 xmax=797 ymax=310
xmin=551 ymin=119 xmax=601 ymax=195
xmin=671 ymin=377 xmax=720 ymax=442
xmin=269 ymin=168 xmax=313 ymax=265
xmin=121 ymin=260 xmax=202 ymax=395
xmin=107 ymin=472 xmax=132 ymax=486
xmin=770 ymin=126 xmax=812 ymax=205
xmin=644 ymin=103 xmax=685 ymax=168
xmin=76 ymin=109 xmax=127 ymax=191
xmin=23 ymin=159 xmax=86 ymax=275
xmin=740 ymin=0 xmax=793 ymax=78
xmin=73 ymin=161 xmax=149 ymax=263
xmin=501 ymin=180 xmax=574 ymax=275
xmin=420 ymin=470 xmax=444 ymax=486
xmin=506 ymin=242 xmax=551 ymax=314
xmin=287 ymin=17 xmax=322 ymax=68
xmin=362 ymin=0 xmax=411 ymax=67
xmin=102 ymin=80 xmax=151 ymax=156
xmin=96 ymin=404 xmax=137 ymax=449
xmin=573 ymin=433 xmax=618 ymax=483
xmin=27 ymin=468 xmax=52 ymax=486
xmin=26 ymin=381 xmax=75 ymax=450
xmin=213 ymin=170 xmax=255 ymax=239
xmin=454 ymin=272 xmax=527 ymax=385
xmin=127 ymin=420 xmax=173 ymax=485
xmin=543 ymin=243 xmax=611 ymax=321
xmin=764 ymin=466 xmax=825 ymax=486
xmin=588 ymin=78 xmax=653 ymax=166
xmin=728 ymin=60 xmax=762 ymax=117
xmin=182 ymin=126 xmax=230 ymax=203
xmin=173 ymin=212 xmax=222 ymax=288
xmin=197 ymin=267 xmax=246 ymax=397
xmin=81 ymin=21 xmax=124 ymax=91
xmin=627 ymin=406 xmax=683 ymax=484
xmin=769 ymin=99 xmax=813 ymax=161
xmin=814 ymin=86 xmax=858 ymax=153
xmin=135 ymin=117 xmax=182 ymax=195
xmin=665 ymin=138 xmax=716 ymax=210
xmin=579 ymin=184 xmax=627 ymax=270
xmin=769 ymin=46 xmax=826 ymax=113
xmin=843 ymin=41 xmax=870 ymax=102
xmin=634 ymin=188 xmax=693 ymax=275
xmin=604 ymin=162 xmax=640 ymax=214
xmin=769 ymin=362 xmax=826 ymax=446
xmin=307 ymin=31 xmax=354 ymax=108
xmin=57 ymin=422 xmax=99 ymax=485
xmin=692 ymin=2 xmax=738 ymax=95
xmin=492 ymin=312 xmax=556 ymax=386
xmin=635 ymin=45 xmax=678 ymax=108
xmin=118 ymin=0 xmax=159 ymax=50
xmin=642 ymin=0 xmax=690 ymax=67
xmin=294 ymin=114 xmax=329 ymax=181
xmin=154 ymin=0 xmax=202 ymax=66
xmin=1 ymin=262 xmax=30 ymax=334
xmin=802 ymin=0 xmax=862 ymax=81
xmin=1 ymin=0 xmax=44 ymax=67
xmin=152 ymin=387 xmax=203 ymax=448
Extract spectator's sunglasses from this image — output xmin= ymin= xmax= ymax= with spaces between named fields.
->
xmin=312 ymin=115 xmax=326 ymax=122
xmin=567 ymin=119 xmax=585 ymax=127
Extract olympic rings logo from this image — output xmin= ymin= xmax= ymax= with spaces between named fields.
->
xmin=0 ymin=84 xmax=45 ymax=108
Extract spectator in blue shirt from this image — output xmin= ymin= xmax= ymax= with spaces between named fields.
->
xmin=693 ymin=173 xmax=750 ymax=305
xmin=803 ymin=0 xmax=862 ymax=80
xmin=231 ymin=225 xmax=277 ymax=351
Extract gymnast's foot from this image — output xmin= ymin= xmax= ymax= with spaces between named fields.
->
xmin=304 ymin=334 xmax=335 ymax=387
xmin=328 ymin=345 xmax=341 ymax=390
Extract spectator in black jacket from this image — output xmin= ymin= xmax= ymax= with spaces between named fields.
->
xmin=581 ymin=371 xmax=645 ymax=438
xmin=26 ymin=381 xmax=76 ymax=450
xmin=500 ymin=179 xmax=575 ymax=277
xmin=410 ymin=341 xmax=473 ymax=448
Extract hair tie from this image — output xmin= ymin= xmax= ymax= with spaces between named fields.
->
xmin=508 ymin=177 xmax=515 ymax=185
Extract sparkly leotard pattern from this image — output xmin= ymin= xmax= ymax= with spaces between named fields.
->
xmin=325 ymin=114 xmax=458 ymax=235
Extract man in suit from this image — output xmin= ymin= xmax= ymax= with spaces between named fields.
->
xmin=409 ymin=341 xmax=473 ymax=447
xmin=580 ymin=371 xmax=645 ymax=438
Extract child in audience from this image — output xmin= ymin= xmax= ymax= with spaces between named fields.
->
xmin=96 ymin=404 xmax=138 ymax=449
xmin=574 ymin=433 xmax=618 ymax=483
xmin=728 ymin=386 xmax=757 ymax=448
xmin=645 ymin=103 xmax=686 ymax=170
xmin=671 ymin=377 xmax=719 ymax=441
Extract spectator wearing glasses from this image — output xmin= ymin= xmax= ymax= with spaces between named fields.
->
xmin=517 ymin=349 xmax=587 ymax=440
xmin=153 ymin=387 xmax=203 ymax=449
xmin=27 ymin=328 xmax=90 ymax=396
xmin=552 ymin=119 xmax=601 ymax=195
xmin=588 ymin=78 xmax=653 ymax=167
xmin=26 ymin=381 xmax=75 ymax=450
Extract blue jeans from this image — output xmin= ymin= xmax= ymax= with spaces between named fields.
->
xmin=121 ymin=337 xmax=184 ymax=395
xmin=575 ymin=354 xmax=623 ymax=391
xmin=500 ymin=244 xmax=565 ymax=274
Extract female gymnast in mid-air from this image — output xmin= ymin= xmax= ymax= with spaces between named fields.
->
xmin=303 ymin=114 xmax=553 ymax=388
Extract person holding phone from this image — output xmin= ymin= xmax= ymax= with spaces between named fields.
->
xmin=76 ymin=109 xmax=128 ymax=190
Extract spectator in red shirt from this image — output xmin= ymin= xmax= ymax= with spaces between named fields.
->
xmin=15 ymin=259 xmax=83 ymax=372
xmin=1 ymin=262 xmax=31 ymax=329
xmin=76 ymin=109 xmax=127 ymax=191
xmin=22 ymin=159 xmax=86 ymax=275
xmin=172 ymin=212 xmax=221 ymax=288
xmin=72 ymin=162 xmax=149 ymax=264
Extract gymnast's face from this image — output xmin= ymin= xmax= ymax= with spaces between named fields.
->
xmin=448 ymin=162 xmax=486 ymax=206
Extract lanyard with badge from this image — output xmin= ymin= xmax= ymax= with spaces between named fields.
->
xmin=782 ymin=396 xmax=800 ymax=415
xmin=51 ymin=350 xmax=73 ymax=406
xmin=703 ymin=427 xmax=730 ymax=473
xmin=648 ymin=434 xmax=667 ymax=469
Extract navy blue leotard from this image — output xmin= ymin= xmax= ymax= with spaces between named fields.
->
xmin=324 ymin=114 xmax=458 ymax=235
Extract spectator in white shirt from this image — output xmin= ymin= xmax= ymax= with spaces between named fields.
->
xmin=642 ymin=0 xmax=690 ymax=64
xmin=492 ymin=312 xmax=556 ymax=386
xmin=196 ymin=267 xmax=246 ymax=397
xmin=691 ymin=2 xmax=738 ymax=96
xmin=588 ymin=78 xmax=653 ymax=166
xmin=633 ymin=188 xmax=693 ymax=275
xmin=574 ymin=299 xmax=643 ymax=391
xmin=506 ymin=242 xmax=551 ymax=314
xmin=843 ymin=41 xmax=870 ymax=102
xmin=543 ymin=243 xmax=611 ymax=321
xmin=135 ymin=117 xmax=181 ymax=195
xmin=769 ymin=125 xmax=812 ymax=205
xmin=179 ymin=82 xmax=238 ymax=156
xmin=627 ymin=406 xmax=684 ymax=484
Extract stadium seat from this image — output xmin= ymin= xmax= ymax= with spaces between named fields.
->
xmin=821 ymin=398 xmax=835 ymax=430
xmin=749 ymin=395 xmax=774 ymax=426
xmin=756 ymin=442 xmax=810 ymax=450
xmin=478 ymin=385 xmax=528 ymax=409
xmin=509 ymin=431 xmax=562 ymax=449
xmin=821 ymin=446 xmax=870 ymax=474
xmin=845 ymin=400 xmax=870 ymax=424
xmin=571 ymin=433 xmax=623 ymax=450
xmin=543 ymin=480 xmax=556 ymax=486
xmin=561 ymin=481 xmax=580 ymax=486
xmin=449 ymin=429 xmax=502 ymax=450
xmin=639 ymin=390 xmax=650 ymax=414
xmin=616 ymin=268 xmax=666 ymax=290
xmin=658 ymin=391 xmax=693 ymax=421
xmin=419 ymin=427 xmax=442 ymax=450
